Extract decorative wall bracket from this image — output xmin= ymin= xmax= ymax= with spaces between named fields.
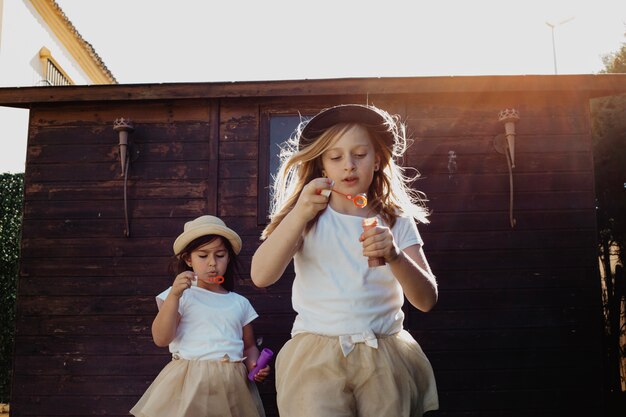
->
xmin=113 ymin=118 xmax=137 ymax=237
xmin=494 ymin=108 xmax=520 ymax=168
xmin=113 ymin=117 xmax=135 ymax=176
xmin=493 ymin=109 xmax=520 ymax=228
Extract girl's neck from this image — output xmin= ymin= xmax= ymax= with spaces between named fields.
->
xmin=197 ymin=282 xmax=229 ymax=294
xmin=328 ymin=196 xmax=373 ymax=218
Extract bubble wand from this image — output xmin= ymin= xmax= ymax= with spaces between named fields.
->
xmin=191 ymin=273 xmax=225 ymax=286
xmin=318 ymin=188 xmax=368 ymax=208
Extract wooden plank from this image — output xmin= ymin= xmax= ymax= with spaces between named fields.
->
xmin=27 ymin=140 xmax=209 ymax=164
xmin=21 ymin=217 xmax=237 ymax=238
xmin=24 ymin=180 xmax=209 ymax=201
xmin=6 ymin=394 xmax=138 ymax=416
xmin=219 ymin=196 xmax=257 ymax=217
xmin=410 ymin=305 xmax=599 ymax=330
xmin=424 ymin=191 xmax=594 ymax=213
xmin=219 ymin=160 xmax=258 ymax=179
xmin=434 ymin=367 xmax=600 ymax=391
xmin=26 ymin=160 xmax=210 ymax=182
xmin=21 ymin=237 xmax=175 ymax=258
xmin=419 ymin=268 xmax=598 ymax=290
xmin=28 ymin=123 xmax=211 ymax=146
xmin=23 ymin=198 xmax=208 ymax=219
xmin=418 ymin=229 xmax=596 ymax=251
xmin=219 ymin=141 xmax=258 ymax=160
xmin=410 ymin=151 xmax=593 ymax=174
xmin=15 ymin=315 xmax=155 ymax=336
xmin=12 ymin=354 xmax=169 ymax=376
xmin=17 ymin=296 xmax=158 ymax=316
xmin=426 ymin=347 xmax=600 ymax=371
xmin=421 ymin=210 xmax=596 ymax=232
xmin=13 ymin=335 xmax=162 ymax=356
xmin=409 ymin=134 xmax=592 ymax=155
xmin=404 ymin=94 xmax=589 ymax=118
xmin=219 ymin=103 xmax=259 ymax=142
xmin=29 ymin=100 xmax=211 ymax=126
xmin=219 ymin=178 xmax=257 ymax=198
xmin=424 ymin=248 xmax=595 ymax=270
xmin=436 ymin=389 xmax=601 ymax=412
xmin=405 ymin=115 xmax=589 ymax=137
xmin=13 ymin=375 xmax=149 ymax=396
xmin=416 ymin=172 xmax=594 ymax=194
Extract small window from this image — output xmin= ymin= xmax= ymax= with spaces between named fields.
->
xmin=38 ymin=47 xmax=74 ymax=86
xmin=258 ymin=112 xmax=312 ymax=224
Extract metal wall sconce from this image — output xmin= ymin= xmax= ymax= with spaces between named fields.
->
xmin=113 ymin=118 xmax=136 ymax=237
xmin=494 ymin=109 xmax=520 ymax=228
xmin=113 ymin=118 xmax=134 ymax=176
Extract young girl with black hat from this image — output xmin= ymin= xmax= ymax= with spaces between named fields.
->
xmin=251 ymin=104 xmax=438 ymax=416
xmin=131 ymin=215 xmax=268 ymax=417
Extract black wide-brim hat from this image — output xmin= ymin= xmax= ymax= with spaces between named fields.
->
xmin=299 ymin=104 xmax=395 ymax=150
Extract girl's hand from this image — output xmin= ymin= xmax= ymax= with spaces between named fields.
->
xmin=292 ymin=177 xmax=333 ymax=222
xmin=171 ymin=271 xmax=194 ymax=298
xmin=251 ymin=364 xmax=271 ymax=383
xmin=360 ymin=225 xmax=400 ymax=263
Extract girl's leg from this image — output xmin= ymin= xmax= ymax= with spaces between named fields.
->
xmin=276 ymin=334 xmax=355 ymax=417
xmin=351 ymin=331 xmax=438 ymax=417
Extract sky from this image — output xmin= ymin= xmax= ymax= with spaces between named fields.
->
xmin=54 ymin=0 xmax=626 ymax=83
xmin=1 ymin=0 xmax=626 ymax=173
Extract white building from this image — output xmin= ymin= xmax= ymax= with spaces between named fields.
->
xmin=0 ymin=0 xmax=116 ymax=173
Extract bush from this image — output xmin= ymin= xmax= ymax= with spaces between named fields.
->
xmin=0 ymin=173 xmax=23 ymax=403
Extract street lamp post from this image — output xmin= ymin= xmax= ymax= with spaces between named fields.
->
xmin=545 ymin=17 xmax=575 ymax=74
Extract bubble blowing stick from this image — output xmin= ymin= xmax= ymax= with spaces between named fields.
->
xmin=191 ymin=273 xmax=225 ymax=286
xmin=362 ymin=217 xmax=386 ymax=267
xmin=319 ymin=188 xmax=368 ymax=208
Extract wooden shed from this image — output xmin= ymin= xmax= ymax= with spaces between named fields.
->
xmin=1 ymin=74 xmax=625 ymax=417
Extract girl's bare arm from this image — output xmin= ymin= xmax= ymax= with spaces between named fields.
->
xmin=151 ymin=292 xmax=182 ymax=347
xmin=251 ymin=178 xmax=332 ymax=287
xmin=151 ymin=271 xmax=192 ymax=346
xmin=243 ymin=324 xmax=270 ymax=382
xmin=251 ymin=209 xmax=306 ymax=287
xmin=388 ymin=244 xmax=438 ymax=312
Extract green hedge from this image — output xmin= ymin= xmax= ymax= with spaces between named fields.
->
xmin=0 ymin=173 xmax=23 ymax=403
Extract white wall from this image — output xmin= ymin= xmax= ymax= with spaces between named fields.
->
xmin=0 ymin=0 xmax=97 ymax=173
xmin=0 ymin=106 xmax=29 ymax=174
xmin=0 ymin=0 xmax=93 ymax=86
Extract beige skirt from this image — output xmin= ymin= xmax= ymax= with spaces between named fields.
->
xmin=276 ymin=330 xmax=438 ymax=417
xmin=130 ymin=358 xmax=266 ymax=417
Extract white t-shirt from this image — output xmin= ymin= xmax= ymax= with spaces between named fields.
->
xmin=156 ymin=286 xmax=258 ymax=361
xmin=291 ymin=205 xmax=423 ymax=337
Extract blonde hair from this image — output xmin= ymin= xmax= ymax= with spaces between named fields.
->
xmin=261 ymin=107 xmax=429 ymax=240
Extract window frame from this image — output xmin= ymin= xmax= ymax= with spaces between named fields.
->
xmin=257 ymin=105 xmax=321 ymax=225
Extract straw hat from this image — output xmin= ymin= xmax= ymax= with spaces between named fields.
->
xmin=173 ymin=215 xmax=242 ymax=255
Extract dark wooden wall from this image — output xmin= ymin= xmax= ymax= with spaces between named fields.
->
xmin=10 ymin=86 xmax=604 ymax=416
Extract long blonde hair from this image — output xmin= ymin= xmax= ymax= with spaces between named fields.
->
xmin=261 ymin=108 xmax=429 ymax=240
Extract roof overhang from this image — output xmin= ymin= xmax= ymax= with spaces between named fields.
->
xmin=0 ymin=75 xmax=625 ymax=109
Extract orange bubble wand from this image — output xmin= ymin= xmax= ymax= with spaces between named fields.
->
xmin=318 ymin=188 xmax=368 ymax=208
xmin=192 ymin=273 xmax=225 ymax=286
